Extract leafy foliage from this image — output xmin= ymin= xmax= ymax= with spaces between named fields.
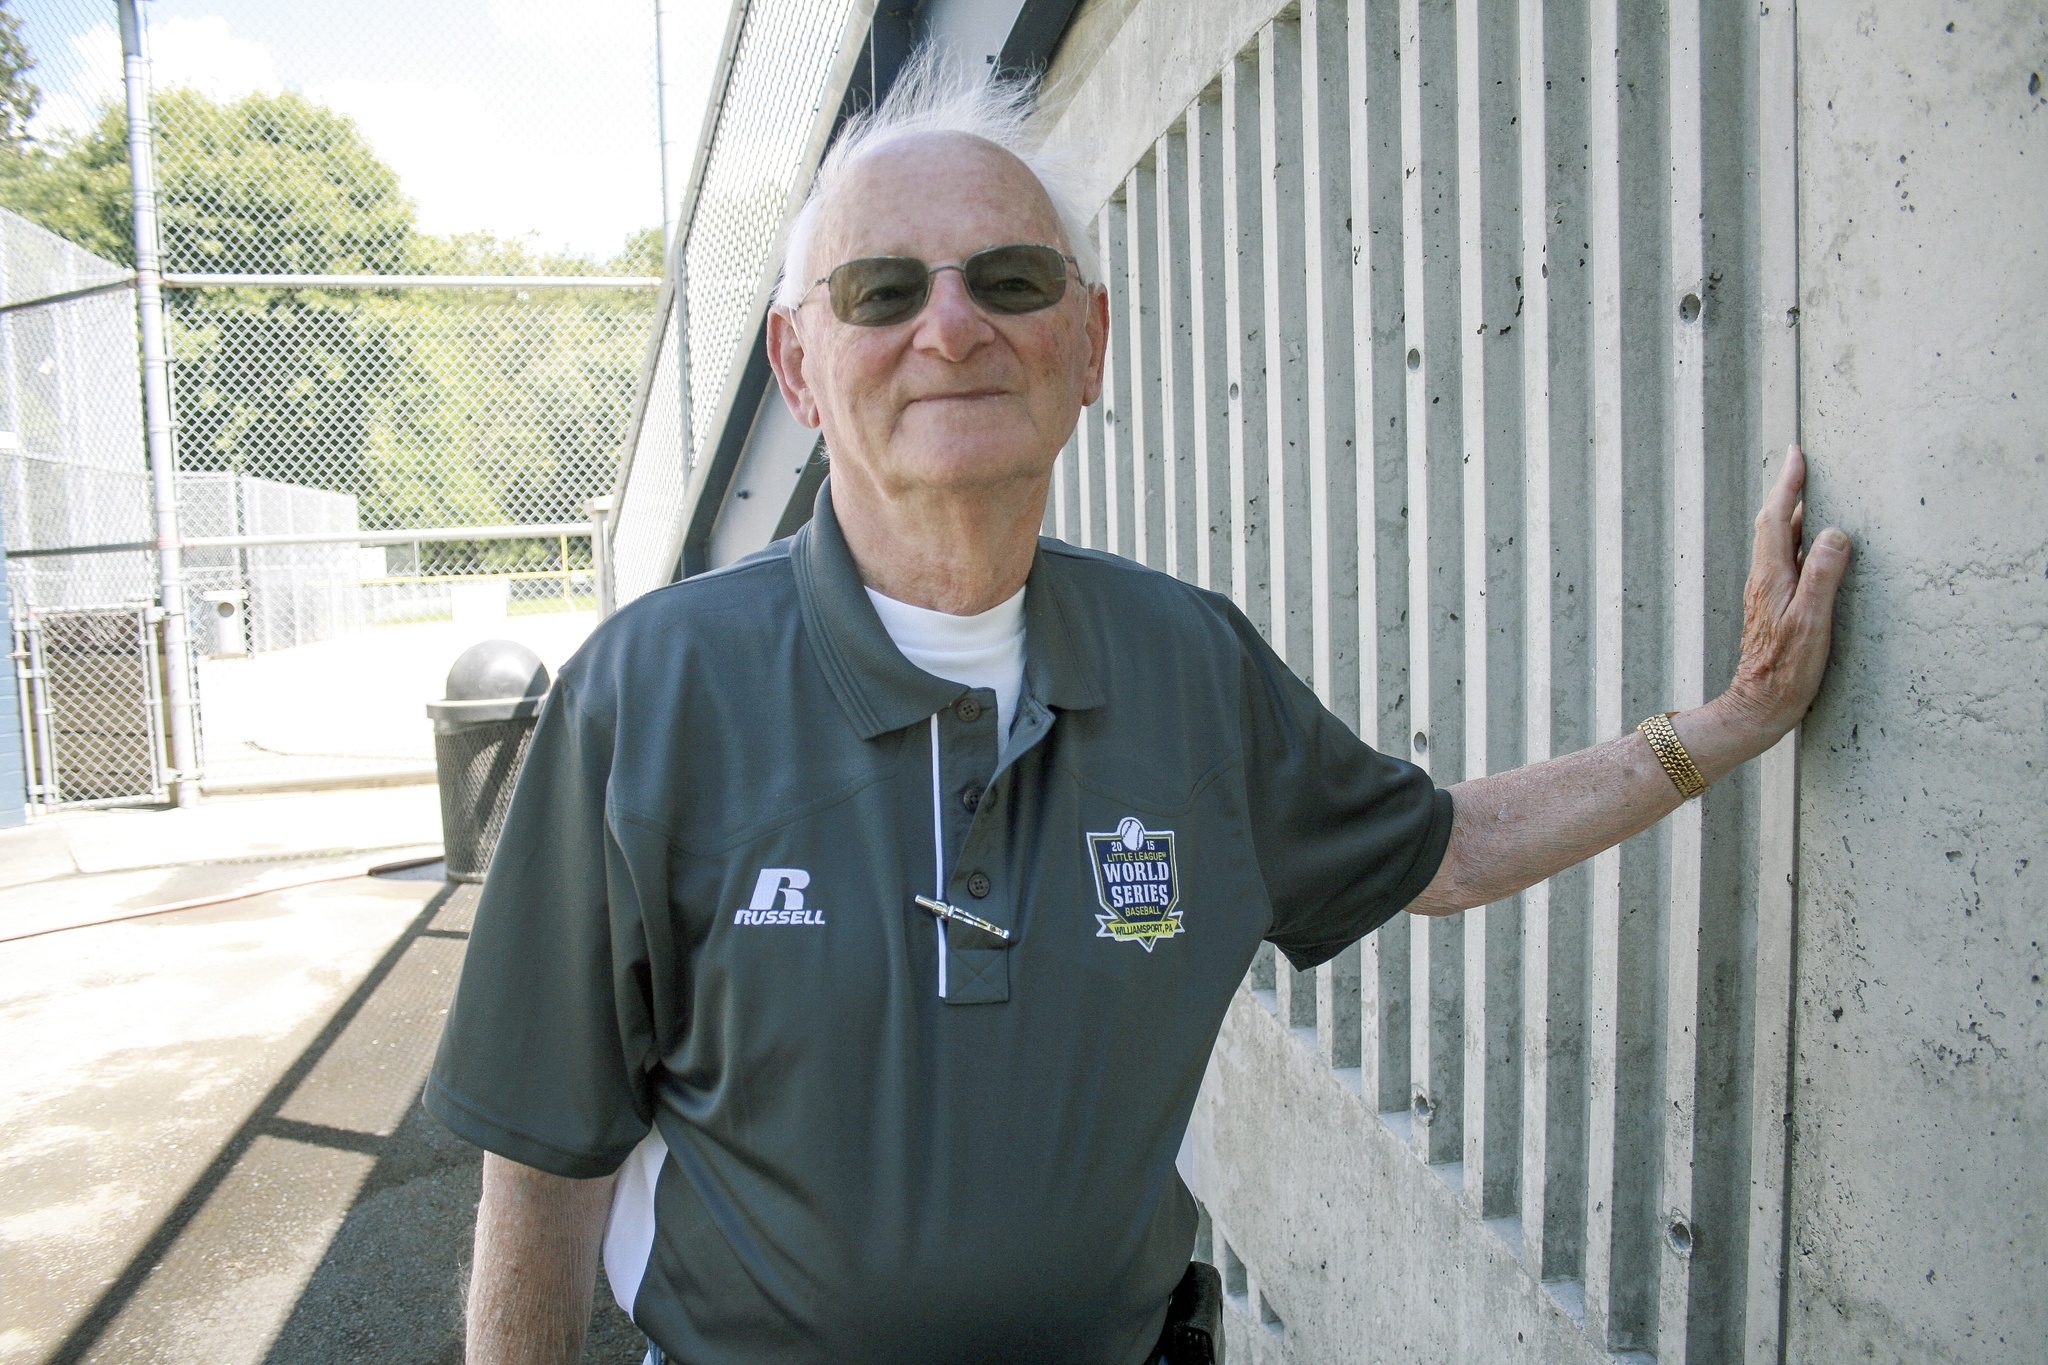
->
xmin=0 ymin=0 xmax=36 ymax=152
xmin=0 ymin=80 xmax=656 ymax=541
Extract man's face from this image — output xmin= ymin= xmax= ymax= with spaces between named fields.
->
xmin=767 ymin=133 xmax=1108 ymax=503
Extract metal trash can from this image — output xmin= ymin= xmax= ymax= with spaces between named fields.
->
xmin=428 ymin=640 xmax=550 ymax=884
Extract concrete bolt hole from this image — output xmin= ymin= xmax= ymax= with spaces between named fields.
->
xmin=1667 ymin=1217 xmax=1695 ymax=1257
xmin=1406 ymin=347 xmax=1421 ymax=370
xmin=1412 ymin=1090 xmax=1433 ymax=1120
xmin=1679 ymin=292 xmax=1703 ymax=323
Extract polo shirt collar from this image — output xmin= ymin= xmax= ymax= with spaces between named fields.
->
xmin=791 ymin=479 xmax=1106 ymax=741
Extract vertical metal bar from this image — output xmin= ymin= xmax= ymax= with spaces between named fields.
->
xmin=1303 ymin=0 xmax=1362 ymax=1076
xmin=1517 ymin=0 xmax=1595 ymax=1291
xmin=1745 ymin=2 xmax=1803 ymax=1359
xmin=1584 ymin=0 xmax=1629 ymax=1337
xmin=1186 ymin=89 xmax=1231 ymax=595
xmin=140 ymin=606 xmax=169 ymax=797
xmin=1157 ymin=128 xmax=1196 ymax=583
xmin=119 ymin=0 xmax=198 ymax=808
xmin=1585 ymin=0 xmax=1670 ymax=1350
xmin=1658 ymin=0 xmax=1709 ymax=1352
xmin=1099 ymin=201 xmax=1133 ymax=560
xmin=1052 ymin=439 xmax=1072 ymax=542
xmin=1260 ymin=17 xmax=1317 ymax=1042
xmin=1125 ymin=160 xmax=1164 ymax=570
xmin=588 ymin=496 xmax=616 ymax=617
xmin=654 ymin=0 xmax=677 ymax=250
xmin=1456 ymin=0 xmax=1527 ymax=1229
xmin=1259 ymin=17 xmax=1310 ymax=680
xmin=1222 ymin=53 xmax=1269 ymax=629
xmin=24 ymin=613 xmax=58 ymax=805
xmin=1302 ymin=0 xmax=1356 ymax=719
xmin=1515 ymin=0 xmax=1559 ymax=1281
xmin=1081 ymin=320 xmax=1107 ymax=551
xmin=1348 ymin=0 xmax=1412 ymax=1117
xmin=1401 ymin=0 xmax=1467 ymax=1169
xmin=11 ymin=615 xmax=42 ymax=807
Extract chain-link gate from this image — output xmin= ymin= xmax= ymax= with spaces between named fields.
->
xmin=12 ymin=603 xmax=176 ymax=804
xmin=1 ymin=0 xmax=672 ymax=808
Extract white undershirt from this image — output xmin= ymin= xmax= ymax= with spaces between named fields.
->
xmin=865 ymin=584 xmax=1027 ymax=742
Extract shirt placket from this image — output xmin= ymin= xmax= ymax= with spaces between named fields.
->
xmin=926 ymin=688 xmax=1006 ymax=999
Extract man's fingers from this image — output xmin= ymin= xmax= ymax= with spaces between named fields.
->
xmin=1750 ymin=446 xmax=1806 ymax=584
xmin=1761 ymin=444 xmax=1805 ymax=523
xmin=1792 ymin=526 xmax=1852 ymax=621
xmin=1747 ymin=458 xmax=1803 ymax=615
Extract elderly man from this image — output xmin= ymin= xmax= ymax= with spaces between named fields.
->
xmin=428 ymin=68 xmax=1849 ymax=1365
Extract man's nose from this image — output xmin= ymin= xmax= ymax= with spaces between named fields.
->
xmin=910 ymin=266 xmax=995 ymax=360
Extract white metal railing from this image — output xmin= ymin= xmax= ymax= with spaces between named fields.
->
xmin=608 ymin=0 xmax=875 ymax=607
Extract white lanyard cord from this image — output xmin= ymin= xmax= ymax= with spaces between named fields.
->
xmin=929 ymin=713 xmax=946 ymax=999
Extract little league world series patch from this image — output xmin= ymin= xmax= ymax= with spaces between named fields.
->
xmin=1088 ymin=817 xmax=1184 ymax=951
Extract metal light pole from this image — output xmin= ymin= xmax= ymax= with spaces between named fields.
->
xmin=654 ymin=0 xmax=677 ymax=251
xmin=119 ymin=0 xmax=199 ymax=807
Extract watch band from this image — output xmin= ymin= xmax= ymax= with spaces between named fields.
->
xmin=1638 ymin=711 xmax=1708 ymax=800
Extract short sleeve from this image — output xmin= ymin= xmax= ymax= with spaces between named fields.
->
xmin=1229 ymin=609 xmax=1454 ymax=971
xmin=424 ymin=675 xmax=659 ymax=1178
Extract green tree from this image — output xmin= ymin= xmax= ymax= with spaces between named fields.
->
xmin=0 ymin=80 xmax=658 ymax=540
xmin=0 ymin=0 xmax=37 ymax=152
xmin=0 ymin=106 xmax=131 ymax=260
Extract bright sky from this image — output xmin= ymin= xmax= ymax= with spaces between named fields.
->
xmin=22 ymin=0 xmax=730 ymax=260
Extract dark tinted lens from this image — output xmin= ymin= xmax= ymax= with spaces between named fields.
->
xmin=827 ymin=256 xmax=931 ymax=326
xmin=962 ymin=244 xmax=1069 ymax=315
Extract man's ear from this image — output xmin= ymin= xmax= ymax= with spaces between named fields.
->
xmin=1079 ymin=284 xmax=1109 ymax=408
xmin=766 ymin=308 xmax=823 ymax=429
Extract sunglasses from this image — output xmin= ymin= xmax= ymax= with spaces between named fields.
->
xmin=805 ymin=242 xmax=1080 ymax=327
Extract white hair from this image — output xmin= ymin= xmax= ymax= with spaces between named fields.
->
xmin=772 ymin=48 xmax=1099 ymax=312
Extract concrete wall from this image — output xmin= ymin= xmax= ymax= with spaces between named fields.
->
xmin=1040 ymin=0 xmax=2045 ymax=1361
xmin=1787 ymin=5 xmax=2047 ymax=1361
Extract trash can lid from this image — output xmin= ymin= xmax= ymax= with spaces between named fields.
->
xmin=429 ymin=640 xmax=550 ymax=724
xmin=442 ymin=639 xmax=550 ymax=703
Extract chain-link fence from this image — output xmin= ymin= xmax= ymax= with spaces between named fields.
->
xmin=610 ymin=0 xmax=861 ymax=606
xmin=0 ymin=209 xmax=149 ymax=610
xmin=0 ymin=0 xmax=670 ymax=803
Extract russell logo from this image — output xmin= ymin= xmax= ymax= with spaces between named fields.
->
xmin=733 ymin=868 xmax=825 ymax=926
xmin=1087 ymin=817 xmax=1184 ymax=951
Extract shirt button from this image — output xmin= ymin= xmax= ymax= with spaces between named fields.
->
xmin=961 ymin=784 xmax=985 ymax=813
xmin=953 ymin=697 xmax=983 ymax=723
xmin=966 ymin=872 xmax=992 ymax=899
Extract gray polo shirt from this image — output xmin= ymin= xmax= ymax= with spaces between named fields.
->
xmin=427 ymin=483 xmax=1451 ymax=1365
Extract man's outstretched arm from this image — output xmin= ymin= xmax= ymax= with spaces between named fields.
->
xmin=1408 ymin=445 xmax=1851 ymax=917
xmin=466 ymin=1153 xmax=618 ymax=1365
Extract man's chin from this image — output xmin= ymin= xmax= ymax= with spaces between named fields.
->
xmin=871 ymin=441 xmax=1053 ymax=494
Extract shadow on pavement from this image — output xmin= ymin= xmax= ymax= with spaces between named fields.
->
xmin=257 ymin=1077 xmax=645 ymax=1365
xmin=43 ymin=879 xmax=642 ymax=1364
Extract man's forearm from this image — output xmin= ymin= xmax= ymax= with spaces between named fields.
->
xmin=467 ymin=1153 xmax=618 ymax=1365
xmin=1407 ymin=697 xmax=1773 ymax=916
xmin=1405 ymin=445 xmax=1847 ymax=918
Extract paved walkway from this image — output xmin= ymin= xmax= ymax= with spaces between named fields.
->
xmin=195 ymin=611 xmax=596 ymax=793
xmin=0 ymin=796 xmax=641 ymax=1363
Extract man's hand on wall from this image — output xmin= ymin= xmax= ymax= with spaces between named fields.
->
xmin=1721 ymin=444 xmax=1854 ymax=744
xmin=1406 ymin=444 xmax=1851 ymax=917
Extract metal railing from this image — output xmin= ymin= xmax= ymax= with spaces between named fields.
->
xmin=608 ymin=0 xmax=874 ymax=607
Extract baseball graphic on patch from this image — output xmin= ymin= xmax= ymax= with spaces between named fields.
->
xmin=1087 ymin=819 xmax=1184 ymax=951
